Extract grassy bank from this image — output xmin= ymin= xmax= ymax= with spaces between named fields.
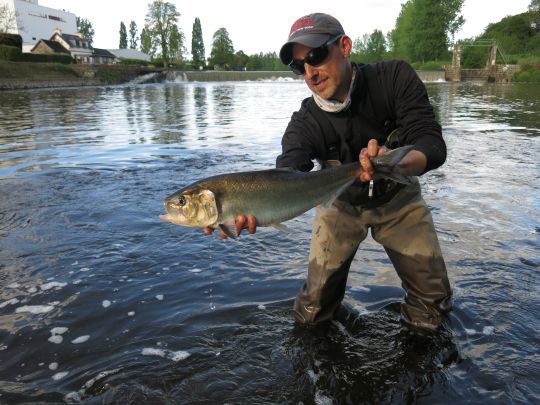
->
xmin=0 ymin=62 xmax=161 ymax=90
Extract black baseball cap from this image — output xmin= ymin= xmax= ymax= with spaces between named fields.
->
xmin=279 ymin=13 xmax=345 ymax=65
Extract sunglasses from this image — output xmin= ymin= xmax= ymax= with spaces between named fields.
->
xmin=288 ymin=35 xmax=342 ymax=75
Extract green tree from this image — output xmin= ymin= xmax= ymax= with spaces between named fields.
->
xmin=232 ymin=50 xmax=249 ymax=70
xmin=191 ymin=17 xmax=205 ymax=69
xmin=209 ymin=27 xmax=234 ymax=69
xmin=140 ymin=26 xmax=155 ymax=57
xmin=145 ymin=0 xmax=181 ymax=67
xmin=76 ymin=17 xmax=95 ymax=45
xmin=168 ymin=24 xmax=186 ymax=65
xmin=129 ymin=21 xmax=138 ymax=49
xmin=529 ymin=0 xmax=540 ymax=32
xmin=119 ymin=21 xmax=128 ymax=49
xmin=390 ymin=0 xmax=464 ymax=62
xmin=353 ymin=30 xmax=387 ymax=62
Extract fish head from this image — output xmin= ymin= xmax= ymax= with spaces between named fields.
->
xmin=160 ymin=188 xmax=218 ymax=228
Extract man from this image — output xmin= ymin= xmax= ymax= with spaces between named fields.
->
xmin=207 ymin=13 xmax=452 ymax=332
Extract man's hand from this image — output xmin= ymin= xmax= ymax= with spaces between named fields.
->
xmin=203 ymin=214 xmax=257 ymax=239
xmin=359 ymin=139 xmax=387 ymax=182
xmin=359 ymin=139 xmax=428 ymax=181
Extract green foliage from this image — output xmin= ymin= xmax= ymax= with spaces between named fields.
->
xmin=0 ymin=45 xmax=20 ymax=60
xmin=18 ymin=53 xmax=73 ymax=64
xmin=119 ymin=22 xmax=128 ymax=49
xmin=480 ymin=13 xmax=540 ymax=56
xmin=352 ymin=30 xmax=389 ymax=62
xmin=513 ymin=63 xmax=540 ymax=81
xmin=245 ymin=52 xmax=281 ymax=71
xmin=118 ymin=57 xmax=151 ymax=66
xmin=209 ymin=27 xmax=234 ymax=69
xmin=390 ymin=0 xmax=464 ymax=62
xmin=76 ymin=17 xmax=95 ymax=45
xmin=168 ymin=24 xmax=186 ymax=64
xmin=410 ymin=60 xmax=449 ymax=69
xmin=140 ymin=27 xmax=154 ymax=57
xmin=145 ymin=0 xmax=181 ymax=67
xmin=0 ymin=33 xmax=22 ymax=49
xmin=191 ymin=17 xmax=205 ymax=69
xmin=129 ymin=21 xmax=138 ymax=49
xmin=0 ymin=46 xmax=73 ymax=64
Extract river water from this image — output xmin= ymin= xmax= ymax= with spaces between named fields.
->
xmin=0 ymin=79 xmax=538 ymax=404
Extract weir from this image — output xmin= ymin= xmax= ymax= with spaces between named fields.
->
xmin=164 ymin=69 xmax=445 ymax=83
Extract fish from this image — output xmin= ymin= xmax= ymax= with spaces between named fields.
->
xmin=160 ymin=145 xmax=414 ymax=238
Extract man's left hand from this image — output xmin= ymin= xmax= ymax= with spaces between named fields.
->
xmin=359 ymin=139 xmax=387 ymax=182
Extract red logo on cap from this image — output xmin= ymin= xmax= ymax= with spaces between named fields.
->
xmin=290 ymin=17 xmax=314 ymax=36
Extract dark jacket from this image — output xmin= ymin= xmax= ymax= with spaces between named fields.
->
xmin=276 ymin=60 xmax=446 ymax=173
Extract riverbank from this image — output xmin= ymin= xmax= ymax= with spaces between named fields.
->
xmin=0 ymin=62 xmax=162 ymax=90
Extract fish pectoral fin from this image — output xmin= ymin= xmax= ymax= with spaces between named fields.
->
xmin=271 ymin=223 xmax=292 ymax=233
xmin=218 ymin=223 xmax=238 ymax=239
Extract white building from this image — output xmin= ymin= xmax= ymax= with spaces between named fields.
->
xmin=0 ymin=0 xmax=77 ymax=52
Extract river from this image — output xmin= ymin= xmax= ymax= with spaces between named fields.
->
xmin=0 ymin=79 xmax=538 ymax=404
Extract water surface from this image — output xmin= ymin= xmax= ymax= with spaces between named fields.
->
xmin=0 ymin=80 xmax=538 ymax=403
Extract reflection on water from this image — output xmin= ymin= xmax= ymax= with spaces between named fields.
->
xmin=0 ymin=81 xmax=538 ymax=403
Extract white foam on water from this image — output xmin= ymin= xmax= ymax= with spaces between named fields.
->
xmin=40 ymin=281 xmax=67 ymax=291
xmin=0 ymin=298 xmax=20 ymax=308
xmin=72 ymin=335 xmax=90 ymax=344
xmin=7 ymin=282 xmax=20 ymax=289
xmin=73 ymin=280 xmax=82 ymax=285
xmin=142 ymin=348 xmax=190 ymax=362
xmin=156 ymin=295 xmax=164 ymax=301
xmin=350 ymin=286 xmax=371 ymax=293
xmin=314 ymin=391 xmax=333 ymax=405
xmin=483 ymin=326 xmax=495 ymax=335
xmin=27 ymin=286 xmax=38 ymax=293
xmin=465 ymin=328 xmax=477 ymax=336
xmin=128 ymin=311 xmax=135 ymax=316
xmin=49 ymin=362 xmax=58 ymax=370
xmin=142 ymin=347 xmax=166 ymax=358
xmin=48 ymin=335 xmax=63 ymax=344
xmin=52 ymin=371 xmax=69 ymax=380
xmin=15 ymin=305 xmax=54 ymax=314
xmin=51 ymin=327 xmax=68 ymax=335
xmin=169 ymin=351 xmax=190 ymax=362
xmin=102 ymin=300 xmax=111 ymax=308
xmin=257 ymin=304 xmax=266 ymax=310
xmin=80 ymin=267 xmax=90 ymax=272
xmin=189 ymin=268 xmax=202 ymax=273
xmin=71 ymin=261 xmax=78 ymax=265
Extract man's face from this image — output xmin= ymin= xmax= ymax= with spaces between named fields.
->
xmin=292 ymin=36 xmax=352 ymax=102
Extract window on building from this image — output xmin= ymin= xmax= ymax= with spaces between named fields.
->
xmin=48 ymin=15 xmax=66 ymax=22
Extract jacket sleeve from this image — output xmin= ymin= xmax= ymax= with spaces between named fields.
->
xmin=275 ymin=105 xmax=320 ymax=172
xmin=386 ymin=60 xmax=446 ymax=173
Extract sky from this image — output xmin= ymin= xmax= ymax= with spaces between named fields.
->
xmin=40 ymin=0 xmax=532 ymax=56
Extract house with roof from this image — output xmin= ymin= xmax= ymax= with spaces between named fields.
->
xmin=31 ymin=29 xmax=117 ymax=64
xmin=30 ymin=38 xmax=70 ymax=56
xmin=49 ymin=28 xmax=93 ymax=63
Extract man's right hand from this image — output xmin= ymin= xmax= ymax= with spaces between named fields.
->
xmin=203 ymin=214 xmax=257 ymax=239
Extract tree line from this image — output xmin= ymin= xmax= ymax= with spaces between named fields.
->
xmin=73 ymin=0 xmax=539 ymax=70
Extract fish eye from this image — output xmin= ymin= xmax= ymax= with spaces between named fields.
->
xmin=178 ymin=196 xmax=186 ymax=206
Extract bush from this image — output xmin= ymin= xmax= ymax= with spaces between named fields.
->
xmin=0 ymin=33 xmax=22 ymax=50
xmin=513 ymin=64 xmax=540 ymax=82
xmin=18 ymin=53 xmax=73 ymax=64
xmin=0 ymin=45 xmax=21 ymax=60
xmin=118 ymin=57 xmax=151 ymax=66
